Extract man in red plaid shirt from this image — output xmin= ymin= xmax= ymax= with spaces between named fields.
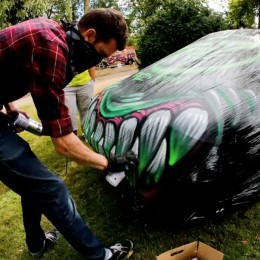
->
xmin=0 ymin=8 xmax=133 ymax=260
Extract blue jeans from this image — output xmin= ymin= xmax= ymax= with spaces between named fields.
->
xmin=0 ymin=125 xmax=105 ymax=259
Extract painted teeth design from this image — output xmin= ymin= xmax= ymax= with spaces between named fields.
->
xmin=86 ymin=110 xmax=97 ymax=143
xmin=173 ymin=108 xmax=208 ymax=147
xmin=103 ymin=122 xmax=116 ymax=157
xmin=93 ymin=121 xmax=104 ymax=150
xmin=110 ymin=145 xmax=116 ymax=158
xmin=98 ymin=138 xmax=105 ymax=155
xmin=86 ymin=108 xmax=208 ymax=183
xmin=140 ymin=110 xmax=171 ymax=163
xmin=87 ymin=109 xmax=171 ymax=180
xmin=147 ymin=139 xmax=167 ymax=184
xmin=86 ymin=87 xmax=256 ymax=186
xmin=86 ymin=100 xmax=97 ymax=128
xmin=116 ymin=118 xmax=138 ymax=155
xmin=131 ymin=137 xmax=139 ymax=157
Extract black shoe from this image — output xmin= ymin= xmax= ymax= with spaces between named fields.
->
xmin=30 ymin=228 xmax=60 ymax=257
xmin=108 ymin=239 xmax=133 ymax=260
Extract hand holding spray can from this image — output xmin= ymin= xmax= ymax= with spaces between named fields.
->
xmin=11 ymin=112 xmax=42 ymax=135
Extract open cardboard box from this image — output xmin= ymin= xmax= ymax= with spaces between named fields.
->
xmin=157 ymin=241 xmax=224 ymax=260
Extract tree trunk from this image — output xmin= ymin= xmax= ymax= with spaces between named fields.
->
xmin=84 ymin=0 xmax=90 ymax=13
xmin=258 ymin=7 xmax=260 ymax=29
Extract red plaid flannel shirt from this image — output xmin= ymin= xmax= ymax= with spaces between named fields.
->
xmin=0 ymin=18 xmax=73 ymax=137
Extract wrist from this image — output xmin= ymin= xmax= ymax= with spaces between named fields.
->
xmin=104 ymin=158 xmax=109 ymax=170
xmin=4 ymin=103 xmax=17 ymax=113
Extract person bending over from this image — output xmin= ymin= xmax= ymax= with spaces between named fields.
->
xmin=0 ymin=8 xmax=133 ymax=260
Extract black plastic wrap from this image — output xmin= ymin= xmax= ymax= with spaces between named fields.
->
xmin=83 ymin=29 xmax=260 ymax=222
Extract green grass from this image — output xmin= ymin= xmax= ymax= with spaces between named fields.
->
xmin=1 ymin=105 xmax=260 ymax=259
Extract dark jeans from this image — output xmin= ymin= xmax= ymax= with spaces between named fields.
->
xmin=0 ymin=125 xmax=105 ymax=259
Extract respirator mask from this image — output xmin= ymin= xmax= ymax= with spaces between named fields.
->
xmin=61 ymin=19 xmax=105 ymax=84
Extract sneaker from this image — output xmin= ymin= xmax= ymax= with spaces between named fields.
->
xmin=30 ymin=228 xmax=60 ymax=257
xmin=108 ymin=239 xmax=133 ymax=260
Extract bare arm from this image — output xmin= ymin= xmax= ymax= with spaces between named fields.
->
xmin=51 ymin=133 xmax=108 ymax=170
xmin=88 ymin=67 xmax=96 ymax=81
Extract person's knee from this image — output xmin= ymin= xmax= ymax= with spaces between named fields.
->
xmin=49 ymin=178 xmax=70 ymax=199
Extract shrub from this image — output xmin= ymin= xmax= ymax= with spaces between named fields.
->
xmin=137 ymin=0 xmax=230 ymax=68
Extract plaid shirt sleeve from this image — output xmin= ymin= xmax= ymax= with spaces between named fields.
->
xmin=29 ymin=40 xmax=73 ymax=137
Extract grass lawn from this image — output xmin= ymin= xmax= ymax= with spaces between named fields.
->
xmin=1 ymin=104 xmax=260 ymax=259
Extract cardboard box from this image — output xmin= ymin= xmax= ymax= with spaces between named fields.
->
xmin=157 ymin=241 xmax=224 ymax=260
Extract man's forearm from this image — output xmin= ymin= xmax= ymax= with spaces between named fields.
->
xmin=51 ymin=133 xmax=108 ymax=170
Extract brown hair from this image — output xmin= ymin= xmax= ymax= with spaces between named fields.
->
xmin=78 ymin=8 xmax=128 ymax=51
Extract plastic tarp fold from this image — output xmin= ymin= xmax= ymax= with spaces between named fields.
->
xmin=84 ymin=29 xmax=260 ymax=222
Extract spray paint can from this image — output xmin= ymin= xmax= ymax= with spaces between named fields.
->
xmin=12 ymin=112 xmax=42 ymax=135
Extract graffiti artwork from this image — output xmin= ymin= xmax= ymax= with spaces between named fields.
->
xmin=83 ymin=29 xmax=260 ymax=222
